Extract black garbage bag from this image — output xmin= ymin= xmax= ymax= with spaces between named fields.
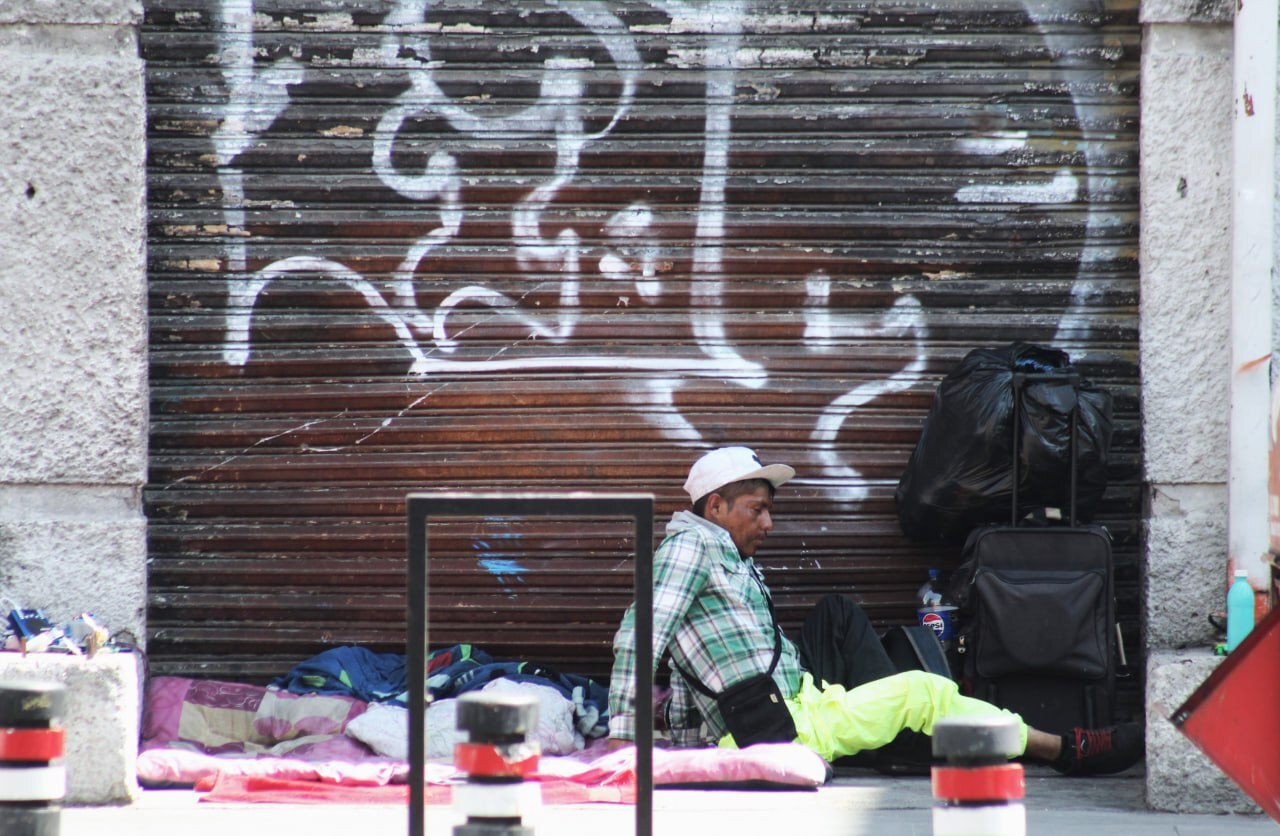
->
xmin=895 ymin=343 xmax=1113 ymax=544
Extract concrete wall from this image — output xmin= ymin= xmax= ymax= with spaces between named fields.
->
xmin=1139 ymin=0 xmax=1264 ymax=814
xmin=0 ymin=0 xmax=148 ymax=648
xmin=1139 ymin=0 xmax=1233 ymax=654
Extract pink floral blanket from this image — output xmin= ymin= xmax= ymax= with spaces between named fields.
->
xmin=137 ymin=675 xmax=830 ymax=793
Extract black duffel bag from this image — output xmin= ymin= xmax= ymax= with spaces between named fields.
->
xmin=895 ymin=342 xmax=1113 ymax=544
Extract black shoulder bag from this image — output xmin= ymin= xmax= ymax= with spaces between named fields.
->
xmin=669 ymin=590 xmax=798 ymax=747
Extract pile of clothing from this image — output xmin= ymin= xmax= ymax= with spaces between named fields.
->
xmin=271 ymin=644 xmax=612 ymax=758
xmin=2 ymin=601 xmax=115 ymax=655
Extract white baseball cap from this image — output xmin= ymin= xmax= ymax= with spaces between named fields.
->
xmin=683 ymin=446 xmax=795 ymax=504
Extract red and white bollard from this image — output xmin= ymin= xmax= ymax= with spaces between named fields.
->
xmin=452 ymin=690 xmax=542 ymax=836
xmin=931 ymin=715 xmax=1026 ymax=836
xmin=0 ymin=680 xmax=66 ymax=836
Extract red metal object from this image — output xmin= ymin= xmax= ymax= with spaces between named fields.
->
xmin=453 ymin=742 xmax=540 ymax=779
xmin=0 ymin=727 xmax=64 ymax=761
xmin=1172 ymin=604 xmax=1280 ymax=823
xmin=931 ymin=763 xmax=1025 ymax=802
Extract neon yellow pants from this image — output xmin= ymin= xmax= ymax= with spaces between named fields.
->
xmin=785 ymin=671 xmax=1028 ymax=762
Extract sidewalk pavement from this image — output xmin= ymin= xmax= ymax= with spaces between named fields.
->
xmin=58 ymin=765 xmax=1275 ymax=836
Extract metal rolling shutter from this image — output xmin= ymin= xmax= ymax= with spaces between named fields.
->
xmin=142 ymin=0 xmax=1141 ymax=711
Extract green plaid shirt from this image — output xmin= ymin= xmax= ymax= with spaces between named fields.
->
xmin=608 ymin=510 xmax=803 ymax=744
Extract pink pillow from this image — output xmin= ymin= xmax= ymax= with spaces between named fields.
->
xmin=553 ymin=743 xmax=830 ymax=789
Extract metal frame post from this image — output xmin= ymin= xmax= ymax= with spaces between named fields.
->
xmin=406 ymin=492 xmax=655 ymax=836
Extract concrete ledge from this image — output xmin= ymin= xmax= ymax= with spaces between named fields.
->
xmin=0 ymin=1 xmax=142 ymax=26
xmin=1145 ymin=648 xmax=1261 ymax=814
xmin=1140 ymin=0 xmax=1233 ymax=24
xmin=0 ymin=651 xmax=140 ymax=804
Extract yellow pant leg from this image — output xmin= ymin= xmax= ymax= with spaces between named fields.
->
xmin=787 ymin=671 xmax=1028 ymax=762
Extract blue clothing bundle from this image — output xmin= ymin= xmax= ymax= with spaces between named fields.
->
xmin=272 ymin=643 xmax=611 ymax=738
xmin=271 ymin=645 xmax=409 ymax=705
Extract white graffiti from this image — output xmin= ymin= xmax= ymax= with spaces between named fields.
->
xmin=220 ymin=0 xmax=769 ymax=382
xmin=209 ymin=0 xmax=1100 ymax=500
xmin=811 ymin=295 xmax=928 ymax=502
xmin=225 ymin=255 xmax=438 ymax=372
xmin=215 ymin=0 xmax=305 ymax=367
xmin=955 ymin=170 xmax=1079 ymax=205
xmin=953 ymin=133 xmax=1080 ymax=205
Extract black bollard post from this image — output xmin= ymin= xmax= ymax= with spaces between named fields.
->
xmin=452 ymin=690 xmax=541 ymax=836
xmin=931 ymin=715 xmax=1026 ymax=836
xmin=0 ymin=680 xmax=67 ymax=836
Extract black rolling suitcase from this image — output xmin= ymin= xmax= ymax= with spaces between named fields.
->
xmin=953 ymin=371 xmax=1116 ymax=736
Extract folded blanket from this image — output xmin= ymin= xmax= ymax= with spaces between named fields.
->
xmin=142 ymin=670 xmax=830 ymax=800
xmin=148 ymin=742 xmax=830 ymax=796
xmin=142 ymin=675 xmax=369 ymax=758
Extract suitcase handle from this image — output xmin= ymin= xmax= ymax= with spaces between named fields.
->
xmin=1010 ymin=371 xmax=1080 ymax=526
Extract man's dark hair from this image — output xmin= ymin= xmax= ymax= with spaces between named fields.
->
xmin=692 ymin=477 xmax=775 ymax=517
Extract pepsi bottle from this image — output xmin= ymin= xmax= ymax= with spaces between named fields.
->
xmin=917 ymin=568 xmax=959 ymax=652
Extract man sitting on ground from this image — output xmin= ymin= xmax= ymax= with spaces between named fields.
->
xmin=606 ymin=446 xmax=1143 ymax=775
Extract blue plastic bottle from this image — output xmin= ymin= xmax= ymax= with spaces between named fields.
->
xmin=1226 ymin=569 xmax=1255 ymax=652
